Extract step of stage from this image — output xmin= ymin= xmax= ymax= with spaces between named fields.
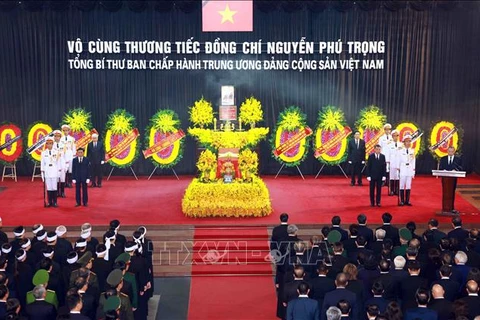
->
xmin=191 ymin=263 xmax=274 ymax=276
xmin=192 ymin=250 xmax=272 ymax=264
xmin=192 ymin=240 xmax=269 ymax=251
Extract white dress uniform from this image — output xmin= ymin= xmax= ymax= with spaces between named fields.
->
xmin=387 ymin=141 xmax=403 ymax=180
xmin=41 ymin=147 xmax=61 ymax=191
xmin=379 ymin=134 xmax=392 ymax=172
xmin=62 ymin=134 xmax=76 ymax=173
xmin=53 ymin=139 xmax=66 ymax=183
xmin=399 ymin=147 xmax=416 ymax=189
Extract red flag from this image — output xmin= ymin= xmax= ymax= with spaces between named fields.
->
xmin=202 ymin=0 xmax=253 ymax=32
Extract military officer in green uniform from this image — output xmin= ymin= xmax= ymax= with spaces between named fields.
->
xmin=104 ymin=296 xmax=122 ymax=320
xmin=97 ymin=269 xmax=134 ymax=320
xmin=392 ymin=228 xmax=412 ymax=257
xmin=69 ymin=251 xmax=99 ymax=293
xmin=115 ymin=253 xmax=138 ymax=310
xmin=26 ymin=269 xmax=58 ymax=309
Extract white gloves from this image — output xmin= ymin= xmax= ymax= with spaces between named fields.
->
xmin=72 ymin=179 xmax=76 ymax=184
xmin=101 ymin=161 xmax=105 ymax=164
xmin=361 ymin=161 xmax=365 ymax=164
xmin=348 ymin=161 xmax=352 ymax=164
xmin=382 ymin=177 xmax=386 ymax=181
xmin=367 ymin=177 xmax=371 ymax=181
xmin=86 ymin=179 xmax=90 ymax=184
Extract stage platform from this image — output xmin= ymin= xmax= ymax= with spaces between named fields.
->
xmin=0 ymin=175 xmax=479 ymax=227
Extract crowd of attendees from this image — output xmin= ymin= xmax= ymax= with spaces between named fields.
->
xmin=271 ymin=213 xmax=480 ymax=320
xmin=0 ymin=218 xmax=153 ymax=320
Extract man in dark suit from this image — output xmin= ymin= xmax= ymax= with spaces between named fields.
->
xmin=376 ymin=213 xmax=400 ymax=247
xmin=72 ymin=147 xmax=91 ymax=207
xmin=376 ymin=259 xmax=398 ymax=301
xmin=429 ymin=284 xmax=453 ymax=320
xmin=286 ymin=282 xmax=320 ymax=320
xmin=431 ymin=265 xmax=460 ymax=301
xmin=366 ymin=145 xmax=387 ymax=207
xmin=427 ymin=219 xmax=447 ymax=244
xmin=310 ymin=263 xmax=336 ymax=309
xmin=347 ymin=132 xmax=366 ymax=186
xmin=67 ymin=292 xmax=90 ymax=320
xmin=448 ymin=216 xmax=469 ymax=246
xmin=86 ymin=133 xmax=105 ymax=188
xmin=404 ymin=288 xmax=438 ymax=320
xmin=439 ymin=146 xmax=462 ymax=213
xmin=321 ymin=273 xmax=357 ymax=320
xmin=356 ymin=214 xmax=373 ymax=245
xmin=25 ymin=285 xmax=57 ymax=320
xmin=457 ymin=280 xmax=480 ymax=319
xmin=400 ymin=261 xmax=429 ymax=312
xmin=271 ymin=213 xmax=289 ymax=253
xmin=331 ymin=216 xmax=348 ymax=242
xmin=0 ymin=284 xmax=8 ymax=319
xmin=364 ymin=281 xmax=389 ymax=314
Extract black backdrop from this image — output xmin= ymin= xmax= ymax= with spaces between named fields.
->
xmin=1 ymin=1 xmax=479 ymax=176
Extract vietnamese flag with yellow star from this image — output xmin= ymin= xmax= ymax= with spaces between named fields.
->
xmin=202 ymin=0 xmax=253 ymax=32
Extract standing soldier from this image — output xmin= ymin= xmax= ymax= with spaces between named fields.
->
xmin=386 ymin=130 xmax=403 ymax=196
xmin=61 ymin=124 xmax=76 ymax=188
xmin=40 ymin=137 xmax=62 ymax=208
xmin=398 ymin=135 xmax=416 ymax=206
xmin=53 ymin=130 xmax=67 ymax=198
xmin=379 ymin=123 xmax=393 ymax=190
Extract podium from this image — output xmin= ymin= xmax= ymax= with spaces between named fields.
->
xmin=432 ymin=170 xmax=466 ymax=216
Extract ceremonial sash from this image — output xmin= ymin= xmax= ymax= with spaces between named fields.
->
xmin=76 ymin=129 xmax=99 ymax=149
xmin=429 ymin=127 xmax=457 ymax=150
xmin=410 ymin=129 xmax=423 ymax=143
xmin=27 ymin=132 xmax=53 ymax=154
xmin=314 ymin=127 xmax=352 ymax=158
xmin=104 ymin=128 xmax=139 ymax=162
xmin=273 ymin=127 xmax=312 ymax=157
xmin=365 ymin=130 xmax=384 ymax=153
xmin=142 ymin=130 xmax=185 ymax=158
xmin=0 ymin=135 xmax=21 ymax=151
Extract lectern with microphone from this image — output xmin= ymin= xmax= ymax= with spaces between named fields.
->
xmin=432 ymin=170 xmax=466 ymax=216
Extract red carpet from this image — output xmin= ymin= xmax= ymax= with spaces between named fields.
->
xmin=188 ymin=227 xmax=277 ymax=319
xmin=0 ymin=175 xmax=479 ymax=226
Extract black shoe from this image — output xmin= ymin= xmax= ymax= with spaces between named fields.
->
xmin=53 ymin=203 xmax=58 ymax=208
xmin=370 ymin=203 xmax=375 ymax=207
xmin=83 ymin=204 xmax=88 ymax=207
xmin=377 ymin=203 xmax=381 ymax=207
xmin=97 ymin=184 xmax=102 ymax=188
xmin=358 ymin=183 xmax=363 ymax=186
xmin=398 ymin=202 xmax=404 ymax=206
xmin=405 ymin=203 xmax=412 ymax=206
xmin=351 ymin=182 xmax=355 ymax=186
xmin=75 ymin=203 xmax=81 ymax=207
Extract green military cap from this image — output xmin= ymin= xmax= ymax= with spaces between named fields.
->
xmin=106 ymin=269 xmax=123 ymax=287
xmin=103 ymin=296 xmax=121 ymax=313
xmin=327 ymin=230 xmax=341 ymax=243
xmin=33 ymin=269 xmax=50 ymax=286
xmin=78 ymin=251 xmax=93 ymax=267
xmin=115 ymin=252 xmax=131 ymax=264
xmin=399 ymin=228 xmax=412 ymax=241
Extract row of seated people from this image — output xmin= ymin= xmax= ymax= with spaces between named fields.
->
xmin=270 ymin=213 xmax=480 ymax=320
xmin=0 ymin=220 xmax=153 ymax=320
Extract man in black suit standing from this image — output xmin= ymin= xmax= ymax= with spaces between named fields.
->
xmin=67 ymin=292 xmax=90 ymax=320
xmin=25 ymin=285 xmax=57 ymax=320
xmin=321 ymin=273 xmax=358 ymax=320
xmin=86 ymin=133 xmax=105 ymax=188
xmin=347 ymin=132 xmax=366 ymax=186
xmin=286 ymin=282 xmax=320 ymax=320
xmin=439 ymin=146 xmax=462 ymax=213
xmin=72 ymin=148 xmax=91 ymax=207
xmin=366 ymin=145 xmax=387 ymax=207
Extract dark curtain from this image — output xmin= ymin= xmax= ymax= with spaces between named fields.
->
xmin=0 ymin=2 xmax=479 ymax=176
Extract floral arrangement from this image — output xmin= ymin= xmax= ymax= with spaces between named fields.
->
xmin=188 ymin=127 xmax=269 ymax=150
xmin=104 ymin=109 xmax=140 ymax=168
xmin=395 ymin=121 xmax=425 ymax=156
xmin=355 ymin=105 xmax=387 ymax=159
xmin=238 ymin=149 xmax=259 ymax=181
xmin=271 ymin=106 xmax=311 ymax=167
xmin=144 ymin=109 xmax=184 ymax=169
xmin=429 ymin=120 xmax=462 ymax=160
xmin=0 ymin=122 xmax=23 ymax=166
xmin=26 ymin=121 xmax=53 ymax=162
xmin=189 ymin=97 xmax=214 ymax=128
xmin=182 ymin=177 xmax=272 ymax=218
xmin=61 ymin=108 xmax=96 ymax=150
xmin=314 ymin=106 xmax=350 ymax=165
xmin=239 ymin=96 xmax=263 ymax=128
xmin=197 ymin=149 xmax=217 ymax=182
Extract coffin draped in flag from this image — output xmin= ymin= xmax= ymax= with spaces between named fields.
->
xmin=202 ymin=0 xmax=253 ymax=32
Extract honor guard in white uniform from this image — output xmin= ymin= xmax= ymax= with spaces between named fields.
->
xmin=398 ymin=134 xmax=416 ymax=206
xmin=61 ymin=124 xmax=76 ymax=188
xmin=41 ymin=137 xmax=62 ymax=208
xmin=379 ymin=123 xmax=392 ymax=189
xmin=53 ymin=130 xmax=67 ymax=198
xmin=386 ymin=130 xmax=403 ymax=196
